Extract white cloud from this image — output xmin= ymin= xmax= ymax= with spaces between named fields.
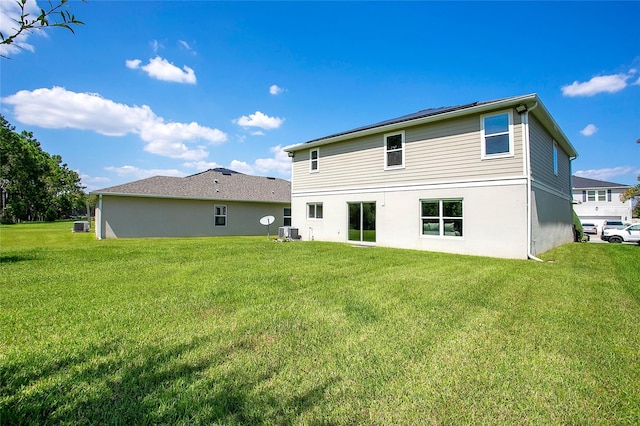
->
xmin=574 ymin=166 xmax=636 ymax=181
xmin=78 ymin=173 xmax=110 ymax=191
xmin=151 ymin=40 xmax=163 ymax=53
xmin=183 ymin=145 xmax=291 ymax=178
xmin=2 ymin=86 xmax=227 ymax=160
xmin=182 ymin=160 xmax=222 ymax=170
xmin=104 ymin=165 xmax=186 ymax=180
xmin=580 ymin=124 xmax=598 ymax=137
xmin=228 ymin=160 xmax=256 ymax=175
xmin=253 ymin=144 xmax=294 ymax=177
xmin=251 ymin=130 xmax=265 ymax=136
xmin=143 ymin=141 xmax=209 ymax=161
xmin=126 ymin=59 xmax=142 ymax=69
xmin=0 ymin=0 xmax=45 ymax=56
xmin=126 ymin=56 xmax=196 ymax=84
xmin=178 ymin=40 xmax=195 ymax=54
xmin=183 ymin=145 xmax=293 ymax=178
xmin=233 ymin=111 xmax=284 ymax=130
xmin=561 ymin=70 xmax=637 ymax=97
xmin=269 ymin=84 xmax=284 ymax=95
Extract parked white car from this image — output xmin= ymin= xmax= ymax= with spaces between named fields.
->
xmin=601 ymin=224 xmax=640 ymax=244
xmin=602 ymin=220 xmax=625 ymax=232
xmin=581 ymin=223 xmax=598 ymax=235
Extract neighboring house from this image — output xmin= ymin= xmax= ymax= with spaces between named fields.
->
xmin=284 ymin=94 xmax=578 ymax=259
xmin=92 ymin=168 xmax=291 ymax=239
xmin=572 ymin=176 xmax=633 ymax=231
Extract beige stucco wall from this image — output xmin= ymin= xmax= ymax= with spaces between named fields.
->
xmin=530 ymin=185 xmax=574 ymax=255
xmin=292 ymin=181 xmax=529 ymax=259
xmin=96 ymin=195 xmax=289 ymax=239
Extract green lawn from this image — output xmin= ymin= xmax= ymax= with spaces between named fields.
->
xmin=1 ymin=221 xmax=638 ymax=425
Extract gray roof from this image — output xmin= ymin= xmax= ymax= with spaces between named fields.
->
xmin=572 ymin=175 xmax=630 ymax=189
xmin=302 ymin=102 xmax=479 ymax=144
xmin=92 ymin=168 xmax=291 ymax=203
xmin=285 ymin=93 xmax=578 ymax=159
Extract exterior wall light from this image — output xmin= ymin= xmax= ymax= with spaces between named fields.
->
xmin=515 ymin=104 xmax=528 ymax=114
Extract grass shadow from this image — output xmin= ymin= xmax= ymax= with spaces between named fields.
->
xmin=0 ymin=334 xmax=338 ymax=424
xmin=0 ymin=253 xmax=40 ymax=263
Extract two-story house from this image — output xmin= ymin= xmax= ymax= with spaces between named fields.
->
xmin=284 ymin=94 xmax=578 ymax=259
xmin=572 ymin=176 xmax=633 ymax=231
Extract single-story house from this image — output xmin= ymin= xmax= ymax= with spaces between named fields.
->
xmin=284 ymin=93 xmax=578 ymax=259
xmin=92 ymin=168 xmax=291 ymax=239
xmin=572 ymin=175 xmax=633 ymax=231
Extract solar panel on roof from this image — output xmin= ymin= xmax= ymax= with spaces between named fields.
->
xmin=304 ymin=102 xmax=479 ymax=144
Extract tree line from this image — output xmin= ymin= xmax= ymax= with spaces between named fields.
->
xmin=1 ymin=115 xmax=88 ymax=223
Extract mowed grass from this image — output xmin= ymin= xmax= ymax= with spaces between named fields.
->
xmin=1 ymin=222 xmax=638 ymax=425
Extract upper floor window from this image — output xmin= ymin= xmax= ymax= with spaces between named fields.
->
xmin=584 ymin=190 xmax=609 ymax=202
xmin=214 ymin=205 xmax=227 ymax=227
xmin=384 ymin=131 xmax=405 ymax=170
xmin=310 ymin=148 xmax=319 ymax=173
xmin=481 ymin=111 xmax=513 ymax=159
xmin=553 ymin=141 xmax=559 ymax=175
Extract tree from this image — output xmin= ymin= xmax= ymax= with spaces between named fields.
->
xmin=0 ymin=115 xmax=86 ymax=223
xmin=619 ymin=138 xmax=640 ymax=218
xmin=1 ymin=0 xmax=85 ymax=57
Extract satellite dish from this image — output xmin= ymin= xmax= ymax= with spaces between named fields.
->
xmin=260 ymin=215 xmax=276 ymax=238
xmin=260 ymin=215 xmax=275 ymax=226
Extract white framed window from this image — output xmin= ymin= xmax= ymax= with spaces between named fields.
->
xmin=586 ymin=190 xmax=607 ymax=202
xmin=307 ymin=203 xmax=323 ymax=219
xmin=214 ymin=204 xmax=227 ymax=227
xmin=421 ymin=199 xmax=463 ymax=237
xmin=384 ymin=131 xmax=405 ymax=170
xmin=283 ymin=207 xmax=291 ymax=226
xmin=481 ymin=111 xmax=514 ymax=159
xmin=310 ymin=148 xmax=319 ymax=173
xmin=553 ymin=141 xmax=559 ymax=175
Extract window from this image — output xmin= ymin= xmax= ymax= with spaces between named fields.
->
xmin=214 ymin=205 xmax=227 ymax=227
xmin=481 ymin=111 xmax=513 ymax=158
xmin=553 ymin=141 xmax=559 ymax=175
xmin=283 ymin=207 xmax=292 ymax=226
xmin=421 ymin=199 xmax=463 ymax=237
xmin=310 ymin=148 xmax=319 ymax=173
xmin=307 ymin=203 xmax=323 ymax=219
xmin=384 ymin=131 xmax=405 ymax=169
xmin=586 ymin=190 xmax=607 ymax=202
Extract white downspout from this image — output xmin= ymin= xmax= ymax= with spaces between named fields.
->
xmin=97 ymin=194 xmax=103 ymax=240
xmin=522 ymin=102 xmax=543 ymax=261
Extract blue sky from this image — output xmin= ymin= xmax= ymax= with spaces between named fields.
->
xmin=1 ymin=1 xmax=639 ymax=191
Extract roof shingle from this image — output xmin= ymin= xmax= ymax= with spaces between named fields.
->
xmin=571 ymin=175 xmax=630 ymax=189
xmin=92 ymin=169 xmax=291 ymax=203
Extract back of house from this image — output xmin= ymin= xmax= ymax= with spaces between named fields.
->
xmin=285 ymin=94 xmax=577 ymax=259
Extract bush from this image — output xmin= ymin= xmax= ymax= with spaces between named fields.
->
xmin=0 ymin=209 xmax=15 ymax=224
xmin=572 ymin=209 xmax=583 ymax=242
xmin=44 ymin=206 xmax=58 ymax=222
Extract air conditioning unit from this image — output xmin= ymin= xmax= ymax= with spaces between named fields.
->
xmin=73 ymin=221 xmax=90 ymax=232
xmin=278 ymin=226 xmax=299 ymax=239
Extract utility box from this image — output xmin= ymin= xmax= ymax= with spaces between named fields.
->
xmin=278 ymin=226 xmax=299 ymax=239
xmin=73 ymin=221 xmax=90 ymax=232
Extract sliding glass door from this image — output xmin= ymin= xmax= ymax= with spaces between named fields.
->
xmin=348 ymin=202 xmax=376 ymax=243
